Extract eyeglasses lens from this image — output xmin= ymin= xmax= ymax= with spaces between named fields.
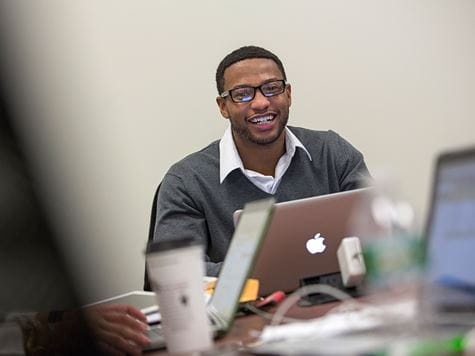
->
xmin=261 ymin=81 xmax=285 ymax=96
xmin=231 ymin=87 xmax=254 ymax=103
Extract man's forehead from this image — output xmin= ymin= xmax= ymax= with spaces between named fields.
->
xmin=223 ymin=58 xmax=282 ymax=88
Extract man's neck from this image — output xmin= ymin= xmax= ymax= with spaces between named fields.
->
xmin=235 ymin=134 xmax=286 ymax=177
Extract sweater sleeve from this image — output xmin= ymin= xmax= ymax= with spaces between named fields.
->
xmin=154 ymin=173 xmax=222 ymax=276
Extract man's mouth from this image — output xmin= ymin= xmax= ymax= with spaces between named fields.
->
xmin=248 ymin=114 xmax=275 ymax=125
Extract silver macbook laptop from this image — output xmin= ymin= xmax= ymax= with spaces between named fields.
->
xmin=146 ymin=197 xmax=275 ymax=350
xmin=234 ymin=188 xmax=375 ymax=297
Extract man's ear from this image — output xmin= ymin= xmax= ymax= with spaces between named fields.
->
xmin=286 ymin=83 xmax=292 ymax=107
xmin=216 ymin=97 xmax=229 ymax=119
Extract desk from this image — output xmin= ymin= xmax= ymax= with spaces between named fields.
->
xmin=146 ymin=300 xmax=340 ymax=355
xmin=146 ymin=287 xmax=474 ymax=355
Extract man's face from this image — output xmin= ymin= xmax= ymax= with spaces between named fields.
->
xmin=216 ymin=58 xmax=291 ymax=148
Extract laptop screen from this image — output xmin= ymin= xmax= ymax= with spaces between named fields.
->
xmin=209 ymin=198 xmax=274 ymax=326
xmin=426 ymin=149 xmax=475 ymax=289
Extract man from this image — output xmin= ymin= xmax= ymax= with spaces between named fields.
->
xmin=152 ymin=45 xmax=369 ymax=277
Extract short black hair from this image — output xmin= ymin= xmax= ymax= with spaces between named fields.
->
xmin=215 ymin=45 xmax=287 ymax=94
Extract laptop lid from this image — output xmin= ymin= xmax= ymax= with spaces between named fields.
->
xmin=208 ymin=197 xmax=275 ymax=333
xmin=422 ymin=146 xmax=475 ymax=313
xmin=234 ymin=188 xmax=374 ymax=297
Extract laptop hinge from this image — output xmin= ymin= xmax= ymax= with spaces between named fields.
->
xmin=298 ymin=272 xmax=363 ymax=306
xmin=206 ymin=304 xmax=227 ymax=331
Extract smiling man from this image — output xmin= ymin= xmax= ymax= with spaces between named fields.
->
xmin=151 ymin=46 xmax=369 ymax=278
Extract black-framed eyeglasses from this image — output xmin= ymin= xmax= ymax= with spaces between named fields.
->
xmin=220 ymin=80 xmax=287 ymax=103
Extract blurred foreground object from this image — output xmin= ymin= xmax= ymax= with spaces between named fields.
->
xmin=0 ymin=92 xmax=104 ymax=354
xmin=350 ymin=171 xmax=424 ymax=291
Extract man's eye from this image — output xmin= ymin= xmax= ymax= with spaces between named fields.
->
xmin=263 ymin=83 xmax=281 ymax=93
xmin=233 ymin=88 xmax=252 ymax=100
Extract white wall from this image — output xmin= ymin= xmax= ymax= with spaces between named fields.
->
xmin=1 ymin=0 xmax=474 ymax=303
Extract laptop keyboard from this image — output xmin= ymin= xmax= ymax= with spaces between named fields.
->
xmin=145 ymin=325 xmax=166 ymax=350
xmin=144 ymin=309 xmax=221 ymax=351
xmin=148 ymin=315 xmax=218 ymax=339
xmin=148 ymin=324 xmax=163 ymax=337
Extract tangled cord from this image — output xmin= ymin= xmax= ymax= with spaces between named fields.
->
xmin=270 ymin=284 xmax=357 ymax=326
xmin=245 ymin=284 xmax=413 ymax=327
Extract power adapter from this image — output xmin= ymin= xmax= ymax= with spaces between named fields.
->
xmin=337 ymin=237 xmax=366 ymax=287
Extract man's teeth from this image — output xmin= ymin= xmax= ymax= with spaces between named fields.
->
xmin=250 ymin=115 xmax=273 ymax=124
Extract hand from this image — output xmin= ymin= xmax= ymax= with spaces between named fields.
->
xmin=83 ymin=303 xmax=150 ymax=356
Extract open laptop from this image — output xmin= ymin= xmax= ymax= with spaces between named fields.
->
xmin=234 ymin=188 xmax=376 ymax=297
xmin=420 ymin=146 xmax=475 ymax=317
xmin=146 ymin=197 xmax=275 ymax=350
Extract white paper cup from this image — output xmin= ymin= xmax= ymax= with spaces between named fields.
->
xmin=146 ymin=238 xmax=212 ymax=354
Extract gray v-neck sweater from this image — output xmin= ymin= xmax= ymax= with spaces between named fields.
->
xmin=154 ymin=127 xmax=369 ymax=276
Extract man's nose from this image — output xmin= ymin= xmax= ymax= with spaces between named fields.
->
xmin=250 ymin=90 xmax=270 ymax=110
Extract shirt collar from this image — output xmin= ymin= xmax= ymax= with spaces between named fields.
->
xmin=219 ymin=125 xmax=312 ymax=183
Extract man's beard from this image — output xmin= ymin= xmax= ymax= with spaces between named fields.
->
xmin=230 ymin=114 xmax=288 ymax=146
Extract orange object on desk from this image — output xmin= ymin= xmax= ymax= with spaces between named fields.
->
xmin=204 ymin=277 xmax=259 ymax=302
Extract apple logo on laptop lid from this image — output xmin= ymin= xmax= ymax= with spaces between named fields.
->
xmin=306 ymin=233 xmax=327 ymax=254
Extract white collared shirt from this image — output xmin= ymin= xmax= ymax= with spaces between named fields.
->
xmin=219 ymin=126 xmax=312 ymax=194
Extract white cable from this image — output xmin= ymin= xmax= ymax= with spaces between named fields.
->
xmin=270 ymin=284 xmax=357 ymax=326
xmin=242 ymin=303 xmax=301 ymax=324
